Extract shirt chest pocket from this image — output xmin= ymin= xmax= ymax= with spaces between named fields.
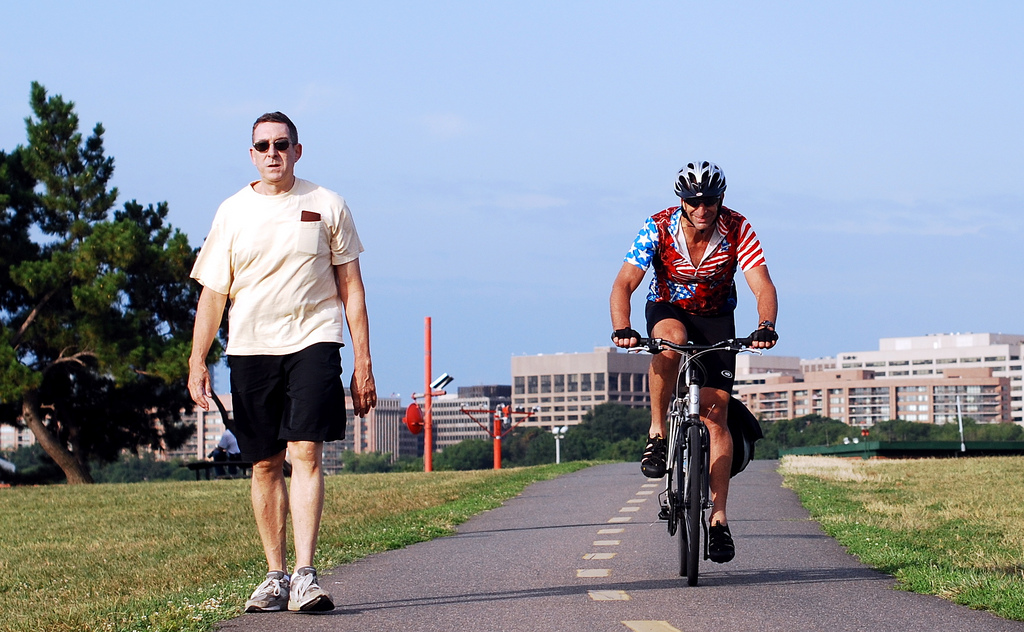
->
xmin=297 ymin=221 xmax=321 ymax=255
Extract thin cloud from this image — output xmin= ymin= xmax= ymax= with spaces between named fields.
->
xmin=420 ymin=113 xmax=473 ymax=139
xmin=761 ymin=194 xmax=1022 ymax=237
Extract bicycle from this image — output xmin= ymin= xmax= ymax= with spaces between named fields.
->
xmin=633 ymin=336 xmax=759 ymax=586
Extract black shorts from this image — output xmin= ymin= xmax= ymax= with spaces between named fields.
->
xmin=645 ymin=301 xmax=737 ymax=393
xmin=228 ymin=342 xmax=347 ymax=462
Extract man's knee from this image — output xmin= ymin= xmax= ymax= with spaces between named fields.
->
xmin=253 ymin=451 xmax=287 ymax=477
xmin=287 ymin=442 xmax=323 ymax=473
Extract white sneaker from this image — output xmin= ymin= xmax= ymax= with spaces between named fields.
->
xmin=244 ymin=571 xmax=290 ymax=612
xmin=288 ymin=566 xmax=334 ymax=612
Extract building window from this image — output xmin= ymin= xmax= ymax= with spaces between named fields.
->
xmin=514 ymin=376 xmax=525 ymax=395
xmin=541 ymin=375 xmax=551 ymax=393
xmin=581 ymin=373 xmax=592 ymax=392
xmin=634 ymin=373 xmax=645 ymax=392
xmin=608 ymin=372 xmax=618 ymax=391
xmin=528 ymin=376 xmax=538 ymax=394
xmin=568 ymin=374 xmax=579 ymax=392
xmin=594 ymin=373 xmax=605 ymax=391
xmin=554 ymin=374 xmax=565 ymax=393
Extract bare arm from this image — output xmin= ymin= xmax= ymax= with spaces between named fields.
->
xmin=335 ymin=258 xmax=377 ymax=417
xmin=610 ymin=262 xmax=647 ymax=348
xmin=188 ymin=286 xmax=228 ymax=411
xmin=743 ymin=265 xmax=779 ymax=349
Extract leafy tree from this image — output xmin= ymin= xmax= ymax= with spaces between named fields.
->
xmin=0 ymin=444 xmax=64 ymax=485
xmin=867 ymin=417 xmax=1023 ymax=442
xmin=90 ymin=452 xmax=192 ymax=483
xmin=866 ymin=419 xmax=935 ymax=442
xmin=757 ymin=414 xmax=859 ymax=459
xmin=340 ymin=450 xmax=394 ymax=474
xmin=501 ymin=426 xmax=556 ymax=466
xmin=434 ymin=438 xmax=494 ymax=471
xmin=562 ymin=403 xmax=649 ymax=462
xmin=0 ymin=82 xmax=204 ymax=484
xmin=756 ymin=415 xmax=1023 ymax=458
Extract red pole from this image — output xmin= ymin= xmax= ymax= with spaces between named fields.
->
xmin=493 ymin=413 xmax=501 ymax=470
xmin=424 ymin=317 xmax=433 ymax=472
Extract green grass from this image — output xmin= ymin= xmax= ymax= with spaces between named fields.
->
xmin=780 ymin=455 xmax=1024 ymax=621
xmin=0 ymin=462 xmax=592 ymax=632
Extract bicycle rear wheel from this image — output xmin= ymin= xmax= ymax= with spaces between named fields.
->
xmin=681 ymin=423 xmax=702 ymax=585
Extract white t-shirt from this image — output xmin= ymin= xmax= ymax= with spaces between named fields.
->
xmin=190 ymin=178 xmax=364 ymax=356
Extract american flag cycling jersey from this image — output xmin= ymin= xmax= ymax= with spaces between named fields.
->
xmin=624 ymin=206 xmax=767 ymax=316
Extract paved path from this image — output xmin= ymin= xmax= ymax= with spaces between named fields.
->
xmin=218 ymin=461 xmax=1024 ymax=632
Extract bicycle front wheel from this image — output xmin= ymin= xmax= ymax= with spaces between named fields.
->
xmin=681 ymin=423 xmax=702 ymax=585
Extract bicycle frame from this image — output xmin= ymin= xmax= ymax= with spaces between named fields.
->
xmin=662 ymin=345 xmax=713 ymax=551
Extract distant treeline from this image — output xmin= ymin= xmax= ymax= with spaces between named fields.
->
xmin=5 ymin=403 xmax=1021 ymax=481
xmin=756 ymin=413 xmax=1023 ymax=459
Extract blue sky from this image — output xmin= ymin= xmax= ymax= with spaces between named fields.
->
xmin=3 ymin=1 xmax=1022 ymax=398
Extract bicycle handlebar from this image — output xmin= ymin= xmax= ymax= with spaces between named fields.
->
xmin=631 ymin=337 xmax=757 ymax=355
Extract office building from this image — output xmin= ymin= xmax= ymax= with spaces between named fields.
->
xmin=511 ymin=347 xmax=652 ymax=426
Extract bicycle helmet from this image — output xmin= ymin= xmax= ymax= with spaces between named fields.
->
xmin=674 ymin=161 xmax=727 ymax=199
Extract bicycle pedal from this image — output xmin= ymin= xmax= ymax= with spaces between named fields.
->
xmin=658 ymin=505 xmax=670 ymax=521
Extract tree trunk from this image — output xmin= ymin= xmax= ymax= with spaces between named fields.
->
xmin=21 ymin=389 xmax=94 ymax=484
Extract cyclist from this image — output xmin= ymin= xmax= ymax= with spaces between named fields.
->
xmin=609 ymin=160 xmax=778 ymax=563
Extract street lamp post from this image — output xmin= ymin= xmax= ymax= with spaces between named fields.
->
xmin=552 ymin=425 xmax=568 ymax=464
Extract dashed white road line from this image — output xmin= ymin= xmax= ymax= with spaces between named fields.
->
xmin=576 ymin=568 xmax=611 ymax=578
xmin=622 ymin=622 xmax=682 ymax=632
xmin=583 ymin=552 xmax=616 ymax=560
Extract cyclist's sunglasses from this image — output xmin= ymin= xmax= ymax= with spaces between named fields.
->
xmin=683 ymin=196 xmax=720 ymax=208
xmin=252 ymin=139 xmax=293 ymax=153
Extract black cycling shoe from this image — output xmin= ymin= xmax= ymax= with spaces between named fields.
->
xmin=640 ymin=435 xmax=667 ymax=478
xmin=708 ymin=522 xmax=735 ymax=563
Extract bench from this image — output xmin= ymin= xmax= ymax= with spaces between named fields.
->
xmin=185 ymin=460 xmax=253 ymax=481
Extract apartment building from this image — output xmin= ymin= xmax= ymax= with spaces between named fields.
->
xmin=834 ymin=333 xmax=1023 ymax=424
xmin=734 ymin=353 xmax=802 ymax=390
xmin=0 ymin=425 xmax=36 ymax=452
xmin=511 ymin=347 xmax=652 ymax=427
xmin=738 ymin=367 xmax=1012 ymax=427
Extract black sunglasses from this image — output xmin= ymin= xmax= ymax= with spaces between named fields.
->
xmin=252 ymin=139 xmax=293 ymax=153
xmin=683 ymin=196 xmax=720 ymax=208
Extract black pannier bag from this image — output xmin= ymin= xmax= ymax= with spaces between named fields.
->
xmin=728 ymin=397 xmax=763 ymax=477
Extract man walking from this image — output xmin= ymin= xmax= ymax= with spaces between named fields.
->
xmin=188 ymin=112 xmax=377 ymax=612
